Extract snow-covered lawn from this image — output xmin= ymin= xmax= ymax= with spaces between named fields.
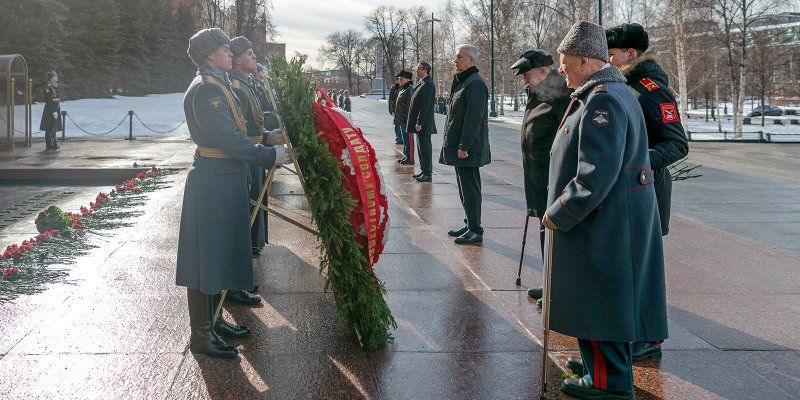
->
xmin=21 ymin=93 xmax=188 ymax=139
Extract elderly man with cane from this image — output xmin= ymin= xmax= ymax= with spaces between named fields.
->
xmin=510 ymin=50 xmax=572 ymax=300
xmin=538 ymin=21 xmax=667 ymax=399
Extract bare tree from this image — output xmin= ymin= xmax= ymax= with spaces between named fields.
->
xmin=364 ymin=6 xmax=406 ymax=83
xmin=318 ymin=29 xmax=364 ymax=93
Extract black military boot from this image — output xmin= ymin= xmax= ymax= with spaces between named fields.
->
xmin=561 ymin=377 xmax=634 ymax=400
xmin=212 ymin=293 xmax=251 ymax=339
xmin=448 ymin=220 xmax=469 ymax=237
xmin=225 ymin=289 xmax=262 ymax=306
xmin=187 ymin=289 xmax=238 ymax=359
xmin=527 ymin=287 xmax=543 ymax=299
xmin=632 ymin=341 xmax=662 ymax=361
xmin=567 ymin=356 xmax=584 ymax=375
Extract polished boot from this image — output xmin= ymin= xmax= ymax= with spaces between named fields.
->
xmin=187 ymin=289 xmax=238 ymax=358
xmin=454 ymin=230 xmax=482 ymax=244
xmin=412 ymin=172 xmax=424 ymax=178
xmin=567 ymin=356 xmax=584 ymax=375
xmin=226 ymin=289 xmax=262 ymax=306
xmin=632 ymin=341 xmax=662 ymax=361
xmin=415 ymin=175 xmax=432 ymax=182
xmin=561 ymin=378 xmax=634 ymax=400
xmin=447 ymin=225 xmax=469 ymax=237
xmin=212 ymin=294 xmax=250 ymax=339
xmin=527 ymin=287 xmax=543 ymax=299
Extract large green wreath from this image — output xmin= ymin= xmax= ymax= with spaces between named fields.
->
xmin=269 ymin=55 xmax=395 ymax=351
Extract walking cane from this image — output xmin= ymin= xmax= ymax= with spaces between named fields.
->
xmin=515 ymin=212 xmax=531 ymax=286
xmin=539 ymin=227 xmax=554 ymax=400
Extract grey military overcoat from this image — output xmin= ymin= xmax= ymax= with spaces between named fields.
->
xmin=176 ymin=66 xmax=277 ymax=295
xmin=544 ymin=66 xmax=668 ymax=343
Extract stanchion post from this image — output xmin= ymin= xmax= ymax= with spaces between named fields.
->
xmin=60 ymin=111 xmax=67 ymax=140
xmin=125 ymin=110 xmax=136 ymax=141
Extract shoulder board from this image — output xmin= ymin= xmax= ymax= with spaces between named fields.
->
xmin=639 ymin=78 xmax=660 ymax=92
xmin=231 ymin=79 xmax=242 ymax=89
xmin=593 ymin=83 xmax=609 ymax=94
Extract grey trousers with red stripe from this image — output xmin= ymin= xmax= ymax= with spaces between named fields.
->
xmin=577 ymin=339 xmax=634 ymax=394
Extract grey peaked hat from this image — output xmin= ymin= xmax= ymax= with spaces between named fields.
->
xmin=557 ymin=21 xmax=609 ymax=63
xmin=187 ymin=28 xmax=230 ymax=66
xmin=230 ymin=36 xmax=253 ymax=59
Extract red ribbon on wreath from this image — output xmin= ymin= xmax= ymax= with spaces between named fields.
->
xmin=313 ymin=88 xmax=389 ymax=272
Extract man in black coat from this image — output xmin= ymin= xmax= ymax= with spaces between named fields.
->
xmin=605 ymin=23 xmax=689 ymax=362
xmin=40 ymin=71 xmax=62 ymax=150
xmin=510 ymin=50 xmax=573 ymax=300
xmin=439 ymin=45 xmax=491 ymax=244
xmin=388 ymin=77 xmax=402 ymax=144
xmin=408 ymin=61 xmax=437 ymax=182
xmin=393 ymin=70 xmax=415 ymax=165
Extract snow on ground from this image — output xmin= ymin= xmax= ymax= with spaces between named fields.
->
xmin=489 ymin=99 xmax=800 ymax=142
xmin=24 ymin=93 xmax=189 ymax=139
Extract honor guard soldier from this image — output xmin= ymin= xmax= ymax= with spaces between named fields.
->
xmin=600 ymin=23 xmax=688 ymax=363
xmin=176 ymin=28 xmax=292 ymax=359
xmin=255 ymin=63 xmax=280 ymax=131
xmin=511 ymin=50 xmax=573 ymax=301
xmin=544 ymin=21 xmax=667 ymax=399
xmin=40 ymin=71 xmax=62 ymax=150
xmin=227 ymin=36 xmax=284 ymax=306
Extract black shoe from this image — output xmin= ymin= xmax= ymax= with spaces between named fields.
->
xmin=415 ymin=175 xmax=432 ymax=182
xmin=395 ymin=140 xmax=403 ymax=144
xmin=226 ymin=290 xmax=262 ymax=306
xmin=527 ymin=287 xmax=543 ymax=299
xmin=454 ymin=230 xmax=482 ymax=244
xmin=249 ymin=285 xmax=259 ymax=293
xmin=412 ymin=172 xmax=423 ymax=178
xmin=632 ymin=342 xmax=662 ymax=361
xmin=567 ymin=356 xmax=584 ymax=375
xmin=561 ymin=377 xmax=634 ymax=400
xmin=397 ymin=158 xmax=407 ymax=164
xmin=214 ymin=317 xmax=251 ymax=339
xmin=252 ymin=247 xmax=261 ymax=256
xmin=399 ymin=160 xmax=413 ymax=165
xmin=187 ymin=289 xmax=238 ymax=359
xmin=447 ymin=225 xmax=469 ymax=237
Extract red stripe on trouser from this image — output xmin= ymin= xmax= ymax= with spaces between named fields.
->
xmin=590 ymin=340 xmax=607 ymax=390
xmin=408 ymin=133 xmax=415 ymax=162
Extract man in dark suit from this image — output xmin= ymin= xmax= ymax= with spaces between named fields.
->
xmin=407 ymin=61 xmax=437 ymax=182
xmin=439 ymin=45 xmax=491 ymax=244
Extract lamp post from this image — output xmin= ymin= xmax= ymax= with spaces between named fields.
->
xmin=402 ymin=27 xmax=406 ymax=70
xmin=598 ymin=0 xmax=603 ymax=25
xmin=489 ymin=0 xmax=497 ymax=117
xmin=426 ymin=13 xmax=441 ymax=83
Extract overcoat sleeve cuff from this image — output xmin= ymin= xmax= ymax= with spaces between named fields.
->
xmin=546 ymin=196 xmax=582 ymax=232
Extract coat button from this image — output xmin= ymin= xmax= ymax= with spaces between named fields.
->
xmin=641 ymin=174 xmax=646 ymax=181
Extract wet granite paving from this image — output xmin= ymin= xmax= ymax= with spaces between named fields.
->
xmin=0 ymin=99 xmax=798 ymax=399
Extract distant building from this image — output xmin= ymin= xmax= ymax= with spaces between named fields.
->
xmin=312 ymin=69 xmax=372 ymax=96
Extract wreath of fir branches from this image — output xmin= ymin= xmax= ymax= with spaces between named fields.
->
xmin=269 ymin=54 xmax=395 ymax=351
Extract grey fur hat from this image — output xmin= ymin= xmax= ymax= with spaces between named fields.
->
xmin=230 ymin=36 xmax=253 ymax=59
xmin=187 ymin=28 xmax=230 ymax=66
xmin=557 ymin=21 xmax=609 ymax=63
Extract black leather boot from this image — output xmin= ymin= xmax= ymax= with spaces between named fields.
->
xmin=225 ymin=289 xmax=262 ymax=306
xmin=212 ymin=293 xmax=251 ymax=339
xmin=187 ymin=289 xmax=238 ymax=358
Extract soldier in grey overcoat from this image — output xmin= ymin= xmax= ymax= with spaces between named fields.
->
xmin=177 ymin=28 xmax=292 ymax=359
xmin=542 ymin=21 xmax=667 ymax=399
xmin=227 ymin=36 xmax=284 ymax=306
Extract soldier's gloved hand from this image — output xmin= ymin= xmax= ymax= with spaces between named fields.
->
xmin=265 ymin=128 xmax=283 ymax=146
xmin=273 ymin=146 xmax=292 ymax=165
xmin=52 ymin=112 xmax=58 ymax=119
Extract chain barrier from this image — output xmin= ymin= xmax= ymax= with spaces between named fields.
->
xmin=133 ymin=113 xmax=186 ymax=134
xmin=0 ymin=112 xmax=40 ymax=135
xmin=66 ymin=113 xmax=127 ymax=136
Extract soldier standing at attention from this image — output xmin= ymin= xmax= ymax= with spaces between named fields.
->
xmin=176 ymin=28 xmax=292 ymax=359
xmin=544 ymin=21 xmax=667 ymax=399
xmin=227 ymin=36 xmax=283 ymax=306
xmin=40 ymin=71 xmax=62 ymax=150
xmin=510 ymin=50 xmax=572 ymax=301
xmin=603 ymin=23 xmax=688 ymax=363
xmin=388 ymin=76 xmax=401 ymax=144
xmin=255 ymin=63 xmax=280 ymax=131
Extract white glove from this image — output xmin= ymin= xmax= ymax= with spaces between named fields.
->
xmin=265 ymin=128 xmax=283 ymax=146
xmin=52 ymin=112 xmax=58 ymax=119
xmin=273 ymin=146 xmax=292 ymax=165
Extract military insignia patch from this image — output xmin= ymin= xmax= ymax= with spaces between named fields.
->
xmin=591 ymin=109 xmax=610 ymax=127
xmin=659 ymin=102 xmax=679 ymax=123
xmin=208 ymin=97 xmax=222 ymax=109
xmin=640 ymin=78 xmax=660 ymax=92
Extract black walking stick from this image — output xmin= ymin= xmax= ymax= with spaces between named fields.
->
xmin=539 ymin=227 xmax=554 ymax=400
xmin=515 ymin=212 xmax=531 ymax=286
